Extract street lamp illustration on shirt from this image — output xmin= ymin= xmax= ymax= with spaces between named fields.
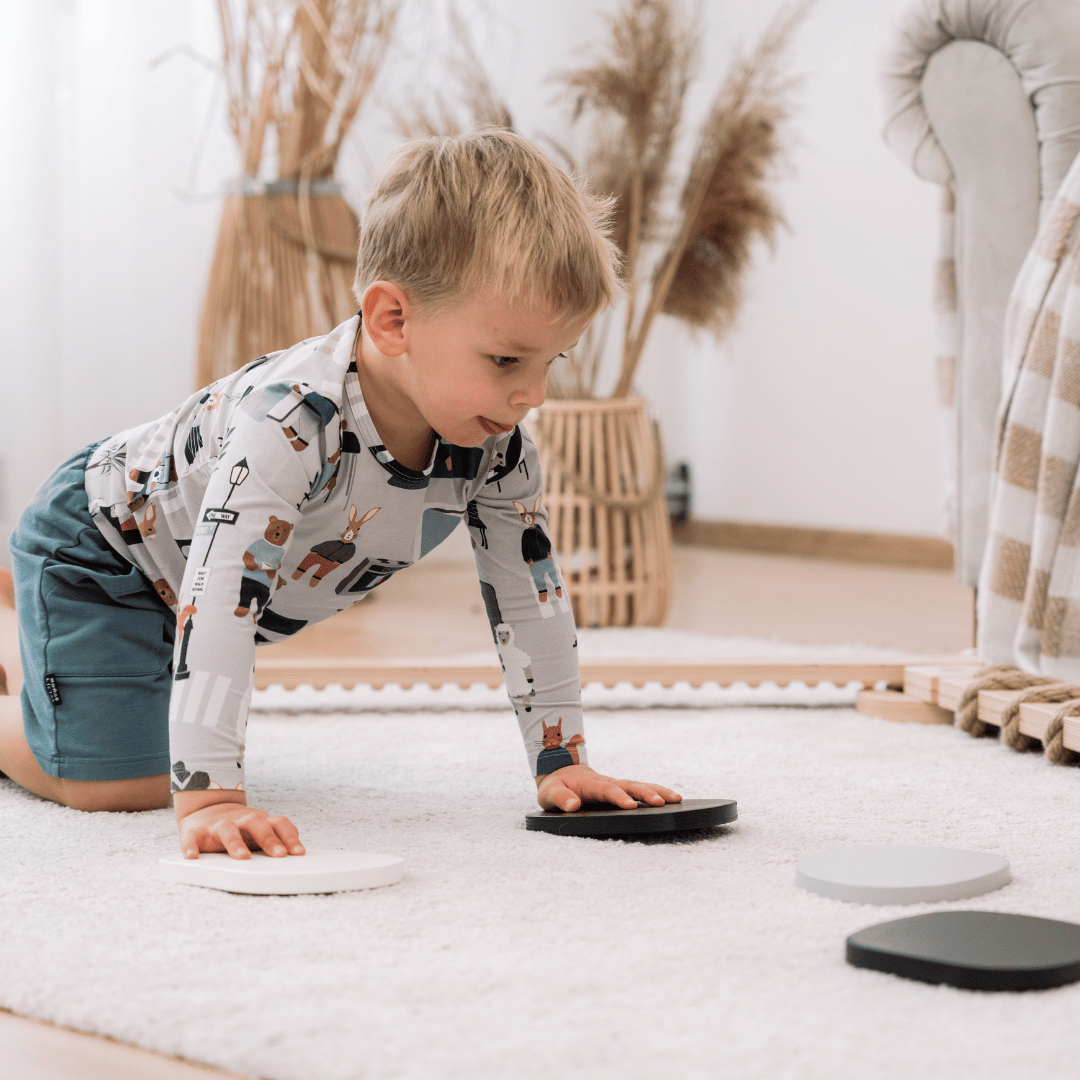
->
xmin=175 ymin=604 xmax=198 ymax=681
xmin=175 ymin=458 xmax=250 ymax=682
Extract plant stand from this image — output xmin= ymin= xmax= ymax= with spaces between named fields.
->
xmin=531 ymin=396 xmax=671 ymax=627
xmin=196 ymin=180 xmax=358 ymax=387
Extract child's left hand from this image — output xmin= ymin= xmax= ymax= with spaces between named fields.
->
xmin=535 ymin=764 xmax=681 ymax=812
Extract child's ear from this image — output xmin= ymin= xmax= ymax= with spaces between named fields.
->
xmin=361 ymin=281 xmax=411 ymax=357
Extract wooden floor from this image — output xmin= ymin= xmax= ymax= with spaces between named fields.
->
xmin=0 ymin=534 xmax=974 ymax=1079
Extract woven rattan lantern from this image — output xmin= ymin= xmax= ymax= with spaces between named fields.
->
xmin=531 ymin=397 xmax=671 ymax=627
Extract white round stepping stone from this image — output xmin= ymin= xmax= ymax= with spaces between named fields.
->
xmin=795 ymin=844 xmax=1010 ymax=905
xmin=159 ymin=849 xmax=404 ymax=895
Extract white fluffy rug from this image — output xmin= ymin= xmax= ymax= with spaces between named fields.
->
xmin=4 ymin=699 xmax=1080 ymax=1080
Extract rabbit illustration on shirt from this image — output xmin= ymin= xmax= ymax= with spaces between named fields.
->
xmin=292 ymin=504 xmax=381 ymax=587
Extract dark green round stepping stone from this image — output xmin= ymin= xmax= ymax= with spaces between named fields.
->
xmin=847 ymin=910 xmax=1080 ymax=991
xmin=526 ymin=798 xmax=736 ymax=837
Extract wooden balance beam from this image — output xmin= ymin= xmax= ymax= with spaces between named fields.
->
xmin=857 ymin=662 xmax=1080 ymax=756
xmin=974 ymin=690 xmax=1080 ymax=750
xmin=253 ymin=655 xmax=959 ymax=692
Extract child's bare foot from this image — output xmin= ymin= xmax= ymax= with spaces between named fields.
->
xmin=0 ymin=568 xmax=14 ymax=610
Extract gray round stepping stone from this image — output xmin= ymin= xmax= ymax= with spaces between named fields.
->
xmin=526 ymin=798 xmax=736 ymax=837
xmin=159 ymin=848 xmax=404 ymax=895
xmin=847 ymin=910 xmax=1080 ymax=991
xmin=795 ymin=844 xmax=1010 ymax=904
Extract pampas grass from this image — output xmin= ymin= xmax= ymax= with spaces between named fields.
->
xmin=392 ymin=6 xmax=513 ymax=138
xmin=552 ymin=0 xmax=809 ymax=399
xmin=197 ymin=0 xmax=399 ymax=387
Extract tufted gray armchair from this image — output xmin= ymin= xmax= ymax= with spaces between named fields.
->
xmin=880 ymin=0 xmax=1080 ymax=586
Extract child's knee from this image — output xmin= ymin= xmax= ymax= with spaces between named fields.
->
xmin=0 ymin=567 xmax=14 ymax=610
xmin=57 ymin=774 xmax=171 ymax=813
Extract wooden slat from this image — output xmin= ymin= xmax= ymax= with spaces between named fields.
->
xmin=903 ymin=663 xmax=983 ymax=703
xmin=974 ymin=688 xmax=1080 ymax=752
xmin=937 ymin=672 xmax=974 ymax=712
xmin=253 ymin=655 xmax=963 ymax=692
xmin=1065 ymin=715 xmax=1080 ymax=752
xmin=1014 ymin=699 xmax=1059 ymax=742
xmin=977 ymin=688 xmax=1025 ymax=727
xmin=856 ymin=689 xmax=953 ymax=724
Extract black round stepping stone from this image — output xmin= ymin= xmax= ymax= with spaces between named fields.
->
xmin=526 ymin=798 xmax=736 ymax=837
xmin=846 ymin=910 xmax=1080 ymax=991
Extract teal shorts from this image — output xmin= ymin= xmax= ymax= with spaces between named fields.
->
xmin=8 ymin=443 xmax=176 ymax=781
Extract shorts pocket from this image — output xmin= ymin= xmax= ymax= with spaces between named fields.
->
xmin=48 ymin=669 xmax=172 ymax=769
xmin=42 ymin=573 xmax=174 ymax=678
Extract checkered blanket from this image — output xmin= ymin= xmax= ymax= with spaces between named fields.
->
xmin=978 ymin=152 xmax=1080 ymax=675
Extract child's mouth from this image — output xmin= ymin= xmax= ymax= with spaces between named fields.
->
xmin=478 ymin=416 xmax=515 ymax=435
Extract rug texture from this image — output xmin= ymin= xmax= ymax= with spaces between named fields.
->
xmin=3 ymin=697 xmax=1080 ymax=1080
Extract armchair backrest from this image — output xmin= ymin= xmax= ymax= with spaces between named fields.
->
xmin=880 ymin=0 xmax=1080 ymax=585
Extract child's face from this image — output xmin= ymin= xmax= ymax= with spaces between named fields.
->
xmin=396 ymin=290 xmax=591 ymax=447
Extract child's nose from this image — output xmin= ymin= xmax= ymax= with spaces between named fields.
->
xmin=511 ymin=370 xmax=547 ymax=411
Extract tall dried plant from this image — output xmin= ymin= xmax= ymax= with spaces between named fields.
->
xmin=553 ymin=0 xmax=810 ymax=398
xmin=198 ymin=1 xmax=400 ymax=386
xmin=558 ymin=0 xmax=694 ymax=377
xmin=216 ymin=0 xmax=400 ymax=180
xmin=391 ymin=5 xmax=513 ymax=138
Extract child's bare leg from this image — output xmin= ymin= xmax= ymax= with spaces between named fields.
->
xmin=0 ymin=574 xmax=169 ymax=812
xmin=0 ymin=697 xmax=169 ymax=811
xmin=0 ymin=698 xmax=61 ymax=801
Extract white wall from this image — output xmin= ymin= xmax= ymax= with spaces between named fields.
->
xmin=0 ymin=0 xmax=944 ymax=566
xmin=630 ymin=0 xmax=943 ymax=534
xmin=0 ymin=0 xmax=229 ymax=558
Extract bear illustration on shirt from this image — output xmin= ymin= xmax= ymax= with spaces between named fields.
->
xmin=235 ymin=515 xmax=294 ymax=618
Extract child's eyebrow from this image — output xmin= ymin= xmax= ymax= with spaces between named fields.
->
xmin=493 ymin=340 xmax=581 ymax=354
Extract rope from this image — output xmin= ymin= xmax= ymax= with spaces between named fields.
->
xmin=1044 ymin=700 xmax=1080 ymax=765
xmin=955 ymin=665 xmax=1058 ymax=737
xmin=542 ymin=420 xmax=667 ymax=510
xmin=264 ymin=194 xmax=358 ymax=262
xmin=999 ymin=683 xmax=1080 ymax=751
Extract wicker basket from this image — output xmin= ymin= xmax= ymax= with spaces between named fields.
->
xmin=196 ymin=181 xmax=359 ymax=387
xmin=531 ymin=396 xmax=672 ymax=627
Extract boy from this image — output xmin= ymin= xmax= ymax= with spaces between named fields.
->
xmin=0 ymin=130 xmax=680 ymax=860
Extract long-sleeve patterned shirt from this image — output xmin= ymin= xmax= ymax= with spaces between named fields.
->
xmin=82 ymin=315 xmax=585 ymax=793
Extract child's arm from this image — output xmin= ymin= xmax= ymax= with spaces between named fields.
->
xmin=173 ymin=789 xmax=304 ymax=860
xmin=166 ymin=382 xmax=334 ymax=857
xmin=469 ymin=426 xmax=681 ymax=808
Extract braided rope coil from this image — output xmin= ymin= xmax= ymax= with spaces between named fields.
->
xmin=1044 ymin=700 xmax=1080 ymax=765
xmin=955 ymin=665 xmax=1058 ymax=737
xmin=999 ymin=683 xmax=1080 ymax=751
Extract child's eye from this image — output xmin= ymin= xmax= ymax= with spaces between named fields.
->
xmin=493 ymin=355 xmax=518 ymax=368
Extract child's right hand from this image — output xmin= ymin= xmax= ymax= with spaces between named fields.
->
xmin=174 ymin=790 xmax=305 ymax=861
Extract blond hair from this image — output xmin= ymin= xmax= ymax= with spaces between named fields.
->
xmin=353 ymin=129 xmax=624 ymax=324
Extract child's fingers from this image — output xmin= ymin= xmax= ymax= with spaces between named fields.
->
xmin=210 ymin=819 xmax=253 ymax=860
xmin=621 ymin=781 xmax=682 ymax=805
xmin=577 ymin=777 xmax=637 ymax=809
xmin=243 ymin=815 xmax=292 ymax=857
xmin=267 ymin=814 xmax=306 ymax=856
xmin=538 ymin=779 xmax=581 ymax=812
